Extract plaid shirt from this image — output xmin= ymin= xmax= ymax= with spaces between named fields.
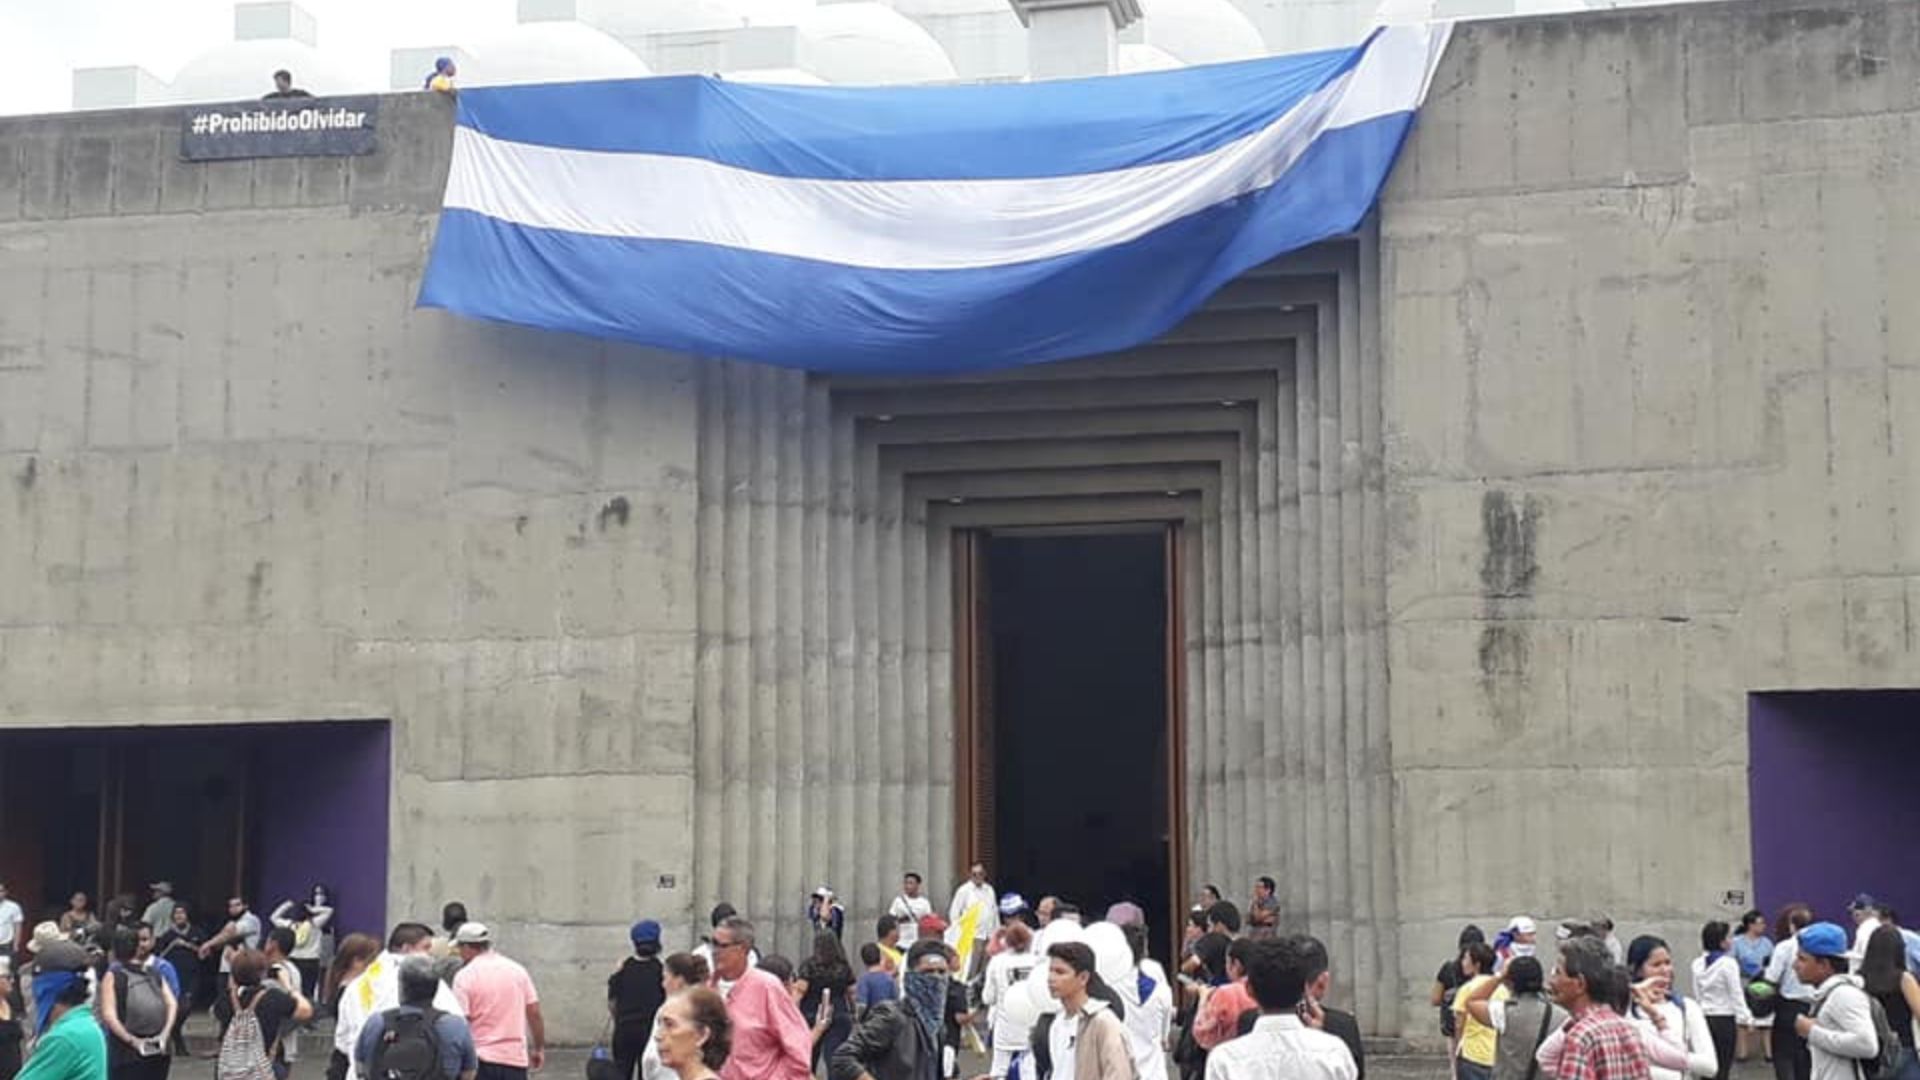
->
xmin=1558 ymin=1006 xmax=1652 ymax=1080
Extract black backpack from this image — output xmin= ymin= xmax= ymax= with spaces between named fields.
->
xmin=370 ymin=1008 xmax=446 ymax=1080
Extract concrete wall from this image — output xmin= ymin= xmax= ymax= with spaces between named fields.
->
xmin=0 ymin=95 xmax=703 ymax=1033
xmin=1380 ymin=0 xmax=1920 ymax=1035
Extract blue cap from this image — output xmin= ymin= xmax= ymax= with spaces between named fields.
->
xmin=631 ymin=919 xmax=661 ymax=945
xmin=1798 ymin=922 xmax=1850 ymax=959
xmin=998 ymin=892 xmax=1027 ymax=916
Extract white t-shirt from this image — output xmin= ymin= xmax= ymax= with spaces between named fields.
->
xmin=220 ymin=911 xmax=264 ymax=974
xmin=0 ymin=900 xmax=23 ymax=949
xmin=1050 ymin=1009 xmax=1083 ymax=1080
xmin=891 ymin=895 xmax=934 ymax=947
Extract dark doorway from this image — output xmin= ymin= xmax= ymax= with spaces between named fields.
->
xmin=0 ymin=722 xmax=391 ymax=943
xmin=1750 ymin=691 xmax=1920 ymax=920
xmin=955 ymin=526 xmax=1181 ymax=954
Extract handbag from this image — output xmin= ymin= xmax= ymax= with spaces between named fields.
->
xmin=586 ymin=1020 xmax=621 ymax=1080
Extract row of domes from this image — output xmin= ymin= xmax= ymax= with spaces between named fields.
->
xmin=159 ymin=0 xmax=1279 ymax=104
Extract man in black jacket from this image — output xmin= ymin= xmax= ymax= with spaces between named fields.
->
xmin=832 ymin=941 xmax=951 ymax=1080
xmin=1234 ymin=935 xmax=1364 ymax=1080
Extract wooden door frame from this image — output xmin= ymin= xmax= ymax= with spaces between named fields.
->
xmin=949 ymin=522 xmax=1190 ymax=953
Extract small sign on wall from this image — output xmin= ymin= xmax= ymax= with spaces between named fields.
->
xmin=1722 ymin=889 xmax=1748 ymax=908
xmin=657 ymin=874 xmax=678 ymax=890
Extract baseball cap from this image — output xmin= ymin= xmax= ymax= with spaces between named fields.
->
xmin=1798 ymin=922 xmax=1850 ymax=959
xmin=33 ymin=939 xmax=91 ymax=973
xmin=1850 ymin=894 xmax=1880 ymax=913
xmin=630 ymin=919 xmax=661 ymax=945
xmin=453 ymin=922 xmax=492 ymax=945
xmin=150 ymin=881 xmax=173 ymax=895
xmin=812 ymin=885 xmax=834 ymax=900
xmin=998 ymin=893 xmax=1028 ymax=917
xmin=24 ymin=922 xmax=60 ymax=955
xmin=918 ymin=914 xmax=949 ymax=937
xmin=1508 ymin=916 xmax=1537 ymax=935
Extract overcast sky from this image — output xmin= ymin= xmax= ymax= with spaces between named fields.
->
xmin=1 ymin=0 xmax=520 ymax=115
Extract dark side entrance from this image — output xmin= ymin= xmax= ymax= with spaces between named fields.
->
xmin=0 ymin=721 xmax=391 ymax=945
xmin=954 ymin=525 xmax=1185 ymax=955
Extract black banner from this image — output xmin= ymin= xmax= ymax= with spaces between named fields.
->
xmin=180 ymin=96 xmax=380 ymax=161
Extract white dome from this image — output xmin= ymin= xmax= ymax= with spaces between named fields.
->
xmin=1138 ymin=0 xmax=1268 ymax=64
xmin=167 ymin=40 xmax=363 ymax=104
xmin=575 ymin=0 xmax=755 ymax=36
xmin=797 ymin=2 xmax=957 ymax=84
xmin=466 ymin=21 xmax=651 ymax=87
xmin=1118 ymin=43 xmax=1183 ymax=72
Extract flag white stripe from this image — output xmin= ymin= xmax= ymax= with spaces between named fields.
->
xmin=442 ymin=24 xmax=1449 ymax=273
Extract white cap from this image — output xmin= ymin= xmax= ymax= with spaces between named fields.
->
xmin=1508 ymin=916 xmax=1537 ymax=935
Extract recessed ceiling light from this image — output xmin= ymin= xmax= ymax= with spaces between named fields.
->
xmin=1165 ymin=490 xmax=1182 ymax=497
xmin=875 ymin=414 xmax=894 ymax=422
xmin=1281 ymin=304 xmax=1296 ymax=312
xmin=948 ymin=496 xmax=965 ymax=505
xmin=1220 ymin=399 xmax=1239 ymax=407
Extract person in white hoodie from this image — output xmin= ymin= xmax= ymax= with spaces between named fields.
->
xmin=1624 ymin=935 xmax=1718 ymax=1080
xmin=1789 ymin=923 xmax=1878 ymax=1080
xmin=1690 ymin=921 xmax=1752 ymax=1080
xmin=1114 ymin=924 xmax=1173 ymax=1080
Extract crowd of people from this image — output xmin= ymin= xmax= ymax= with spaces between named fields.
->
xmin=1429 ymin=896 xmax=1920 ymax=1080
xmin=3 ymin=875 xmax=1918 ymax=1080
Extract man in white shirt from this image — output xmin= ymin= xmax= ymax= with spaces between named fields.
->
xmin=0 ymin=883 xmax=23 ymax=959
xmin=1768 ymin=910 xmax=1818 ymax=1080
xmin=947 ymin=864 xmax=999 ymax=978
xmin=1790 ymin=923 xmax=1878 ymax=1080
xmin=1205 ymin=937 xmax=1356 ymax=1080
xmin=335 ymin=922 xmax=466 ymax=1080
xmin=889 ymin=873 xmax=934 ymax=950
xmin=1847 ymin=896 xmax=1882 ymax=969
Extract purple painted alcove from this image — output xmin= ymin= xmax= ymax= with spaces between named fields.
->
xmin=253 ymin=721 xmax=391 ymax=940
xmin=1749 ymin=691 xmax=1920 ymax=921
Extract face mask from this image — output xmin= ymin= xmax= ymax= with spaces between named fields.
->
xmin=903 ymin=973 xmax=946 ymax=1041
xmin=1511 ymin=943 xmax=1537 ymax=959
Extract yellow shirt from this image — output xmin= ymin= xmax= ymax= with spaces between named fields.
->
xmin=428 ymin=75 xmax=455 ymax=93
xmin=1453 ymin=976 xmax=1501 ymax=1066
xmin=878 ymin=942 xmax=903 ymax=973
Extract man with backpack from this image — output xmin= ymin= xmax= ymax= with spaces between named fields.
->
xmin=98 ymin=928 xmax=175 ymax=1080
xmin=1789 ymin=923 xmax=1888 ymax=1080
xmin=354 ymin=958 xmax=476 ymax=1080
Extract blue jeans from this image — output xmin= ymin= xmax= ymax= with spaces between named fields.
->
xmin=1458 ymin=1059 xmax=1494 ymax=1080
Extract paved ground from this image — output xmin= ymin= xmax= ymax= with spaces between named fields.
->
xmin=162 ymin=1019 xmax=1783 ymax=1080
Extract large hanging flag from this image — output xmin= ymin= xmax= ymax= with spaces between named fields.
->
xmin=418 ymin=24 xmax=1451 ymax=375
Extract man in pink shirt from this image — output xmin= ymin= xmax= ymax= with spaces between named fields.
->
xmin=709 ymin=916 xmax=811 ymax=1080
xmin=452 ymin=923 xmax=547 ymax=1080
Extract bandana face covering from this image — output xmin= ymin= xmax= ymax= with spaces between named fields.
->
xmin=903 ymin=972 xmax=946 ymax=1045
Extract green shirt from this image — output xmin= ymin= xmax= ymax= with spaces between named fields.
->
xmin=19 ymin=1007 xmax=108 ymax=1080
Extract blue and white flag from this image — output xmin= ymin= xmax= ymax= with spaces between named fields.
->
xmin=419 ymin=24 xmax=1451 ymax=375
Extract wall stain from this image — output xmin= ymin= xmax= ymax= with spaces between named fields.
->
xmin=1479 ymin=489 xmax=1543 ymax=735
xmin=15 ymin=456 xmax=35 ymax=493
xmin=245 ymin=559 xmax=270 ymax=622
xmin=597 ymin=495 xmax=631 ymax=531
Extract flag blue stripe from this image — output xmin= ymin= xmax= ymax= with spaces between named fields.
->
xmin=419 ymin=113 xmax=1411 ymax=374
xmin=451 ymin=44 xmax=1366 ymax=182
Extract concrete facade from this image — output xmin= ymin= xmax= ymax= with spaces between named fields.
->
xmin=1 ymin=0 xmax=1918 ymax=1042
